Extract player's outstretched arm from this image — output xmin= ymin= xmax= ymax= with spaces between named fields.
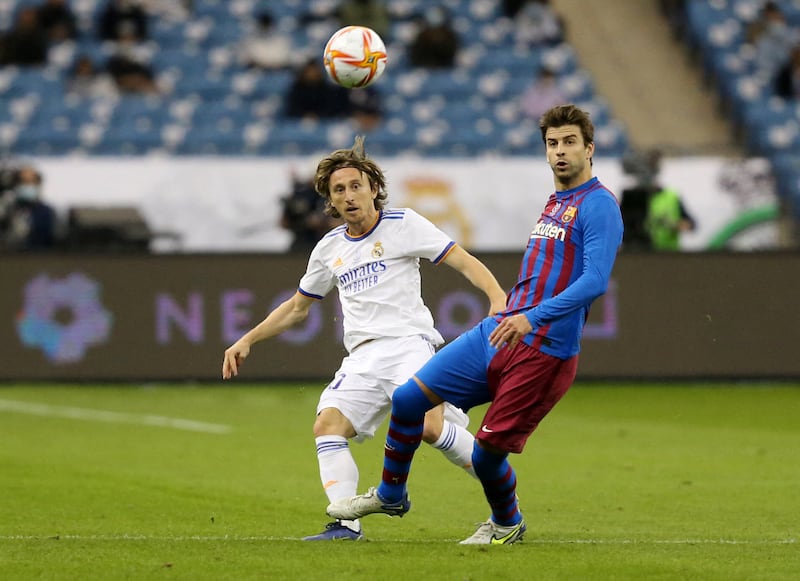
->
xmin=222 ymin=291 xmax=315 ymax=379
xmin=442 ymin=245 xmax=507 ymax=315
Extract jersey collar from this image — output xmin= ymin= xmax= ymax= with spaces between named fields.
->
xmin=556 ymin=176 xmax=598 ymax=197
xmin=344 ymin=210 xmax=382 ymax=241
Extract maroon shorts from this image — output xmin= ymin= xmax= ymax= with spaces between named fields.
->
xmin=477 ymin=342 xmax=578 ymax=454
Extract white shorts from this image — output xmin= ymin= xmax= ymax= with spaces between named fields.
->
xmin=317 ymin=335 xmax=470 ymax=442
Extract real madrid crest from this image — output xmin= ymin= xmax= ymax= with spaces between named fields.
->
xmin=371 ymin=241 xmax=384 ymax=258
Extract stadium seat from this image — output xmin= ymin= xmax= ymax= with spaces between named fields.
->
xmin=682 ymin=0 xmax=800 ymax=205
xmin=0 ymin=0 xmax=629 ymax=157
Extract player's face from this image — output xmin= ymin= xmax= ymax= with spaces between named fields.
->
xmin=545 ymin=125 xmax=594 ymax=190
xmin=328 ymin=167 xmax=379 ymax=235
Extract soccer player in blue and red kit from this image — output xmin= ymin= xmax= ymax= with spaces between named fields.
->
xmin=327 ymin=104 xmax=624 ymax=544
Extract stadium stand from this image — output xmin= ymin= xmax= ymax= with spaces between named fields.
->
xmin=678 ymin=0 xmax=800 ymax=219
xmin=0 ymin=0 xmax=628 ymax=158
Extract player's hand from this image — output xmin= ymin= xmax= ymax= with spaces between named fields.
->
xmin=489 ymin=314 xmax=533 ymax=350
xmin=222 ymin=341 xmax=250 ymax=379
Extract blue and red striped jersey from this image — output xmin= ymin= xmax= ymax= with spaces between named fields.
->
xmin=498 ymin=176 xmax=623 ymax=358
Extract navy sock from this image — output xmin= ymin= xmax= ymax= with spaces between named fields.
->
xmin=472 ymin=441 xmax=522 ymax=526
xmin=378 ymin=380 xmax=433 ymax=502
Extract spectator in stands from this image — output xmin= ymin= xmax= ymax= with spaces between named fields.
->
xmin=37 ymin=0 xmax=78 ymax=42
xmin=0 ymin=7 xmax=49 ymax=67
xmin=0 ymin=165 xmax=58 ymax=251
xmin=502 ymin=0 xmax=528 ymax=17
xmin=284 ymin=58 xmax=352 ymax=120
xmin=519 ymin=66 xmax=567 ymax=120
xmin=775 ymin=43 xmax=800 ymax=100
xmin=280 ymin=174 xmax=341 ymax=253
xmin=335 ymin=0 xmax=391 ymax=41
xmin=349 ymin=86 xmax=383 ymax=132
xmin=98 ymin=0 xmax=149 ymax=43
xmin=143 ymin=0 xmax=192 ymax=22
xmin=105 ymin=23 xmax=159 ymax=94
xmin=746 ymin=1 xmax=799 ymax=84
xmin=408 ymin=6 xmax=459 ymax=69
xmin=509 ymin=0 xmax=565 ymax=47
xmin=238 ymin=10 xmax=297 ymax=71
xmin=659 ymin=0 xmax=688 ymax=41
xmin=67 ymin=54 xmax=119 ymax=99
xmin=106 ymin=53 xmax=158 ymax=94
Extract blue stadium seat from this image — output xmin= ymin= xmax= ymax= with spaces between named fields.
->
xmin=173 ymin=73 xmax=233 ymax=100
xmin=175 ymin=125 xmax=246 ymax=155
xmin=356 ymin=128 xmax=417 ymax=156
xmin=13 ymin=124 xmax=83 ymax=155
xmin=0 ymin=0 xmax=628 ymax=157
xmin=0 ymin=69 xmax=61 ymax=99
xmin=192 ymin=100 xmax=253 ymax=138
xmin=92 ymin=119 xmax=164 ymax=155
xmin=682 ymin=0 xmax=800 ymax=203
xmin=264 ymin=120 xmax=328 ymax=155
xmin=152 ymin=20 xmax=191 ymax=49
xmin=191 ymin=1 xmax=233 ymax=19
xmin=109 ymin=97 xmax=171 ymax=126
xmin=151 ymin=48 xmax=211 ymax=78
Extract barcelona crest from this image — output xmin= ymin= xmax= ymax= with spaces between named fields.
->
xmin=563 ymin=206 xmax=578 ymax=223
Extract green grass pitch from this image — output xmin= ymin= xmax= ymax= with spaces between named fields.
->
xmin=1 ymin=382 xmax=798 ymax=580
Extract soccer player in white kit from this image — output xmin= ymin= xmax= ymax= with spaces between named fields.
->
xmin=222 ymin=136 xmax=507 ymax=541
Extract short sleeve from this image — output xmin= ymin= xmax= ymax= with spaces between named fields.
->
xmin=298 ymin=244 xmax=336 ymax=299
xmin=400 ymin=208 xmax=456 ymax=264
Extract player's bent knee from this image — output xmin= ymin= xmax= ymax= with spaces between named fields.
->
xmin=392 ymin=381 xmax=435 ymax=421
xmin=420 ymin=405 xmax=445 ymax=443
xmin=475 ymin=438 xmax=507 ymax=455
xmin=472 ymin=439 xmax=509 ymax=477
xmin=421 ymin=421 xmax=442 ymax=444
xmin=312 ymin=407 xmax=356 ymax=438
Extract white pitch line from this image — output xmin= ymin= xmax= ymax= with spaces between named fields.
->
xmin=0 ymin=534 xmax=795 ymax=545
xmin=0 ymin=399 xmax=231 ymax=434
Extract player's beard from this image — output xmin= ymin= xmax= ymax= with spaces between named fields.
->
xmin=551 ymin=159 xmax=587 ymax=188
xmin=552 ymin=161 xmax=576 ymax=185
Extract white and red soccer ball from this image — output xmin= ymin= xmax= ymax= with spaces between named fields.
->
xmin=323 ymin=26 xmax=388 ymax=89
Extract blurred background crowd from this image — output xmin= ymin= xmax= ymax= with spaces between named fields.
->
xmin=0 ymin=0 xmax=798 ymax=253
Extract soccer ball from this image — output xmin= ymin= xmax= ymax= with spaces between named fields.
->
xmin=323 ymin=26 xmax=388 ymax=89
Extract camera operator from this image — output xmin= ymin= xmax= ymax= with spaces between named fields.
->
xmin=280 ymin=174 xmax=341 ymax=253
xmin=619 ymin=149 xmax=695 ymax=252
xmin=0 ymin=164 xmax=58 ymax=251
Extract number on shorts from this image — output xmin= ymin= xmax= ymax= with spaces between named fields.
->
xmin=327 ymin=373 xmax=346 ymax=390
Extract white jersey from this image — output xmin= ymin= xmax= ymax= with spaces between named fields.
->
xmin=298 ymin=208 xmax=454 ymax=353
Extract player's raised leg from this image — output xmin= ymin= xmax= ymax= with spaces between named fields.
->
xmin=326 ymin=379 xmax=437 ymax=519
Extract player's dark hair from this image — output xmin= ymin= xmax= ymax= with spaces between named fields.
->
xmin=539 ymin=104 xmax=595 ymax=147
xmin=313 ymin=135 xmax=388 ymax=218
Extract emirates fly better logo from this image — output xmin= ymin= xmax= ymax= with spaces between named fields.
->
xmin=16 ymin=273 xmax=113 ymax=364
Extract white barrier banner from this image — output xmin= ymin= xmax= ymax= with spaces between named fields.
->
xmin=30 ymin=156 xmax=778 ymax=252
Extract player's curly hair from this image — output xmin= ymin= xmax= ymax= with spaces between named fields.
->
xmin=539 ymin=104 xmax=595 ymax=147
xmin=313 ymin=135 xmax=388 ymax=219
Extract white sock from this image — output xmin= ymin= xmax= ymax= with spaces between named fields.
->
xmin=315 ymin=435 xmax=361 ymax=532
xmin=431 ymin=420 xmax=478 ymax=479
